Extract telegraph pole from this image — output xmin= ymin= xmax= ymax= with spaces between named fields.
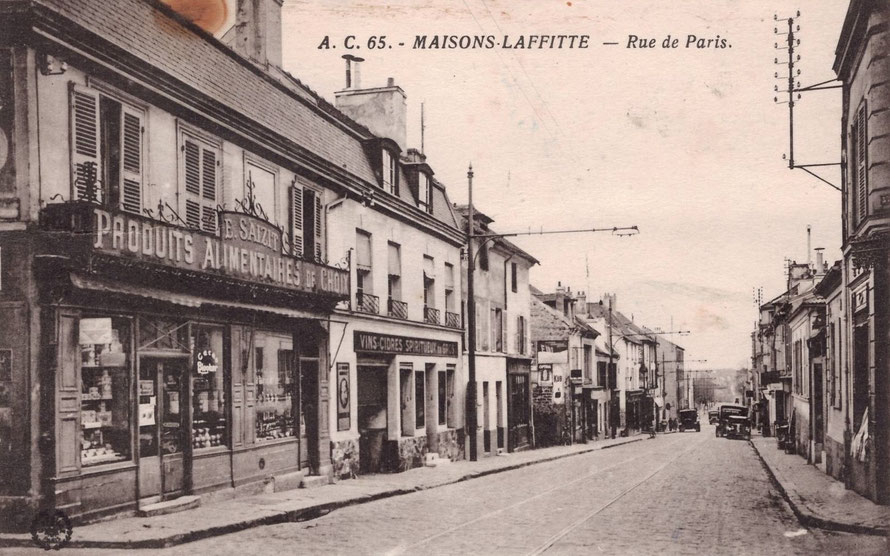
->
xmin=466 ymin=164 xmax=477 ymax=461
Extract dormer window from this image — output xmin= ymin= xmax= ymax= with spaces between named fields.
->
xmin=382 ymin=148 xmax=397 ymax=195
xmin=417 ymin=172 xmax=433 ymax=214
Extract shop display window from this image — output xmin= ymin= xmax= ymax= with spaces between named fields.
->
xmin=192 ymin=326 xmax=227 ymax=450
xmin=80 ymin=316 xmax=131 ymax=467
xmin=254 ymin=332 xmax=297 ymax=441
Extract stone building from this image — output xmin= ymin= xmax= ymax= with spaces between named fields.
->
xmin=833 ymin=0 xmax=890 ymax=504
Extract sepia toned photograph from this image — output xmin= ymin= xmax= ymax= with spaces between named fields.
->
xmin=0 ymin=0 xmax=888 ymax=554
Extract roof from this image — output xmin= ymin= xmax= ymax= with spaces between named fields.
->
xmin=530 ymin=297 xmax=597 ymax=342
xmin=19 ymin=0 xmax=462 ymax=236
xmin=454 ymin=206 xmax=539 ymax=265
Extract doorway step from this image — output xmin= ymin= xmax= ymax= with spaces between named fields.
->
xmin=299 ymin=475 xmax=330 ymax=489
xmin=137 ymin=495 xmax=200 ymax=518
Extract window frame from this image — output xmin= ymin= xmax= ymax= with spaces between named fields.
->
xmin=177 ymin=124 xmax=222 ymax=234
xmin=382 ymin=148 xmax=398 ymax=195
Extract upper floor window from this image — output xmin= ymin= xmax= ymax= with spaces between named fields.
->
xmin=245 ymin=160 xmax=276 ymax=224
xmin=444 ymin=262 xmax=455 ymax=313
xmin=423 ymin=256 xmax=437 ymax=323
xmin=180 ymin=131 xmax=220 ymax=233
xmin=417 ymin=172 xmax=433 ymax=214
xmin=478 ymin=242 xmax=489 ymax=271
xmin=70 ymin=85 xmax=144 ymax=214
xmin=851 ymin=102 xmax=868 ymax=226
xmin=388 ymin=242 xmax=402 ymax=302
xmin=511 ymin=262 xmax=518 ymax=293
xmin=290 ymin=179 xmax=323 ymax=261
xmin=356 ymin=230 xmax=372 ymax=294
xmin=382 ymin=149 xmax=397 ymax=195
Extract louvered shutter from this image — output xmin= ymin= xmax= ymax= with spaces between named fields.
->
xmin=857 ymin=104 xmax=867 ymax=223
xmin=70 ymin=85 xmax=102 ymax=202
xmin=314 ymin=194 xmax=323 ymax=262
xmin=120 ymin=107 xmax=143 ymax=214
xmin=290 ymin=183 xmax=303 ymax=257
xmin=184 ymin=139 xmax=202 ymax=229
xmin=183 ymin=137 xmax=218 ymax=233
xmin=201 ymin=148 xmax=217 ymax=233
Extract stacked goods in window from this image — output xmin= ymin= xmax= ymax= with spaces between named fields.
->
xmin=80 ymin=322 xmax=129 ymax=466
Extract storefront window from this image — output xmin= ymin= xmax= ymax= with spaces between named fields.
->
xmin=80 ymin=316 xmax=131 ymax=466
xmin=255 ymin=331 xmax=296 ymax=441
xmin=192 ymin=326 xmax=227 ymax=450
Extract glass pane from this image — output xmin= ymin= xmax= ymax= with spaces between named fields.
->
xmin=415 ymin=371 xmax=425 ymax=429
xmin=160 ymin=361 xmax=183 ymax=455
xmin=80 ymin=317 xmax=131 ymax=466
xmin=256 ymin=332 xmax=296 ymax=441
xmin=192 ymin=326 xmax=227 ymax=450
xmin=139 ymin=359 xmax=158 ymax=458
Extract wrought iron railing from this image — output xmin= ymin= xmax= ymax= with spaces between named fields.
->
xmin=424 ymin=306 xmax=440 ymax=325
xmin=356 ymin=292 xmax=379 ymax=315
xmin=388 ymin=298 xmax=408 ymax=319
xmin=445 ymin=311 xmax=461 ymax=329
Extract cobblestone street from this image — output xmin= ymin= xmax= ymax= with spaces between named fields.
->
xmin=19 ymin=425 xmax=881 ymax=556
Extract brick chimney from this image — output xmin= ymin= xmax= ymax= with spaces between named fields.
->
xmin=335 ymin=61 xmax=407 ymax=151
xmin=221 ymin=0 xmax=283 ymax=67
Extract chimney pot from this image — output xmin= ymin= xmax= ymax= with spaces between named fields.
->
xmin=387 ymin=77 xmax=395 ymax=87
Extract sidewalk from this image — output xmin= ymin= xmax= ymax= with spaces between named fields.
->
xmin=1 ymin=435 xmax=643 ymax=549
xmin=750 ymin=435 xmax=890 ymax=535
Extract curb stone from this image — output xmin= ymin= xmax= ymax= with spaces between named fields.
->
xmin=0 ymin=436 xmax=645 ymax=549
xmin=749 ymin=438 xmax=889 ymax=537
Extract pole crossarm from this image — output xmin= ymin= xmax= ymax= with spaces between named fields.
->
xmin=474 ymin=225 xmax=639 ymax=239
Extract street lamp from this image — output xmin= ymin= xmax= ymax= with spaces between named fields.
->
xmin=464 ymin=164 xmax=639 ymax=460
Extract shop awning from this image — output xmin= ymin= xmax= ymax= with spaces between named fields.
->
xmin=70 ymin=274 xmax=326 ymax=321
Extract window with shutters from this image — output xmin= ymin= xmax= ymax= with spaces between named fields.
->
xmin=180 ymin=132 xmax=219 ymax=233
xmin=382 ymin=149 xmax=397 ymax=195
xmin=851 ymin=102 xmax=868 ymax=226
xmin=69 ymin=85 xmax=144 ymax=213
xmin=356 ymin=229 xmax=372 ymax=298
xmin=288 ymin=180 xmax=323 ymax=260
xmin=444 ymin=262 xmax=455 ymax=312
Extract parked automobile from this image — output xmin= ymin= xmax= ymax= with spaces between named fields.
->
xmin=677 ymin=409 xmax=700 ymax=432
xmin=716 ymin=404 xmax=750 ymax=439
xmin=708 ymin=410 xmax=718 ymax=424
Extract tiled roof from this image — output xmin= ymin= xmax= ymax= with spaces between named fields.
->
xmin=28 ymin=0 xmax=461 ymax=232
xmin=530 ymin=297 xmax=574 ymax=342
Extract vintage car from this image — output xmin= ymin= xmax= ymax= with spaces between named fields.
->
xmin=677 ymin=409 xmax=700 ymax=432
xmin=716 ymin=404 xmax=750 ymax=439
xmin=708 ymin=410 xmax=718 ymax=424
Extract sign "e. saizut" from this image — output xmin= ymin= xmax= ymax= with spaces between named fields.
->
xmin=354 ymin=331 xmax=458 ymax=357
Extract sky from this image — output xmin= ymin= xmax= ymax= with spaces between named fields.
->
xmin=277 ymin=0 xmax=849 ymax=370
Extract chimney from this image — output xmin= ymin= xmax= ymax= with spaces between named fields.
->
xmin=335 ymin=63 xmax=407 ymax=151
xmin=222 ymin=0 xmax=283 ymax=67
xmin=575 ymin=291 xmax=588 ymax=316
xmin=602 ymin=293 xmax=617 ymax=311
xmin=815 ymin=248 xmax=825 ymax=277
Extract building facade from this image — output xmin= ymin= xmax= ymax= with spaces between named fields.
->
xmin=456 ymin=206 xmax=537 ymax=455
xmin=834 ymin=0 xmax=890 ymax=504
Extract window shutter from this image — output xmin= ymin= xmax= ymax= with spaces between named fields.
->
xmin=200 ymin=148 xmax=217 ymax=233
xmin=120 ymin=107 xmax=143 ymax=214
xmin=184 ymin=139 xmax=201 ymax=229
xmin=70 ymin=85 xmax=102 ymax=202
xmin=183 ymin=137 xmax=218 ymax=233
xmin=290 ymin=183 xmax=304 ymax=257
xmin=315 ymin=194 xmax=323 ymax=261
xmin=857 ymin=104 xmax=867 ymax=223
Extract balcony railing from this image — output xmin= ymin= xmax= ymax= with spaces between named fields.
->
xmin=445 ymin=311 xmax=461 ymax=329
xmin=424 ymin=306 xmax=440 ymax=325
xmin=356 ymin=292 xmax=379 ymax=315
xmin=388 ymin=298 xmax=408 ymax=320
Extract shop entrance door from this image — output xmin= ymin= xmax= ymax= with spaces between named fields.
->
xmin=138 ymin=356 xmax=189 ymax=501
xmin=357 ymin=365 xmax=388 ymax=474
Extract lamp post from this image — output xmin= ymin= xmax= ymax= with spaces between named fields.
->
xmin=463 ymin=164 xmax=639 ymax=461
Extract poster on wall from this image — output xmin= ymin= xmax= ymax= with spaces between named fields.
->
xmin=336 ymin=363 xmax=350 ymax=431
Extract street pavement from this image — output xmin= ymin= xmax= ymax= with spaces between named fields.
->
xmin=5 ymin=425 xmax=887 ymax=555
